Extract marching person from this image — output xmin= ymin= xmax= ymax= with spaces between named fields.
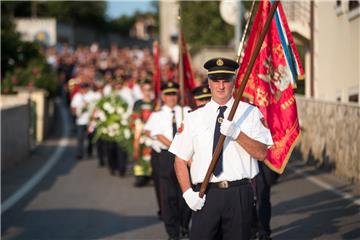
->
xmin=169 ymin=57 xmax=273 ymax=240
xmin=88 ymin=80 xmax=107 ymax=167
xmin=71 ymin=82 xmax=95 ymax=160
xmin=132 ymin=79 xmax=154 ymax=187
xmin=252 ymin=163 xmax=279 ymax=240
xmin=144 ymin=106 xmax=164 ymax=220
xmin=151 ymin=81 xmax=191 ymax=240
xmin=192 ymin=84 xmax=212 ymax=108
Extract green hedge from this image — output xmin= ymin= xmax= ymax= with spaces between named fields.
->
xmin=2 ymin=58 xmax=58 ymax=96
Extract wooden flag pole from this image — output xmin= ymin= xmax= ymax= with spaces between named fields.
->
xmin=199 ymin=0 xmax=280 ymax=198
xmin=177 ymin=8 xmax=185 ymax=120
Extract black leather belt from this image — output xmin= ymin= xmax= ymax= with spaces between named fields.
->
xmin=196 ymin=179 xmax=250 ymax=190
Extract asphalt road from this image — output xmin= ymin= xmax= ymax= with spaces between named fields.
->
xmin=2 ymin=103 xmax=360 ymax=240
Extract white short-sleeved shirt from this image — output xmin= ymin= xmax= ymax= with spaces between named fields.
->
xmin=169 ymin=98 xmax=273 ymax=184
xmin=118 ymin=87 xmax=135 ymax=115
xmin=144 ymin=111 xmax=164 ymax=153
xmin=151 ymin=105 xmax=191 ymax=150
xmin=103 ymin=84 xmax=112 ymax=96
xmin=71 ymin=90 xmax=97 ymax=125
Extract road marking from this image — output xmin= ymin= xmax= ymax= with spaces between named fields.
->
xmin=288 ymin=165 xmax=360 ymax=206
xmin=2 ymin=99 xmax=71 ymax=213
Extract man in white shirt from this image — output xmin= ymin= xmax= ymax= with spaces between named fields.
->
xmin=151 ymin=82 xmax=191 ymax=240
xmin=169 ymin=58 xmax=273 ymax=240
xmin=71 ymin=82 xmax=95 ymax=160
xmin=144 ymin=110 xmax=163 ymax=220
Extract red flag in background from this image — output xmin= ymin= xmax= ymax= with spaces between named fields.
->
xmin=179 ymin=31 xmax=196 ymax=105
xmin=152 ymin=41 xmax=161 ymax=107
xmin=236 ymin=0 xmax=305 ymax=174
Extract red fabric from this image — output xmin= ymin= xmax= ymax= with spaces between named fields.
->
xmin=179 ymin=32 xmax=196 ymax=106
xmin=235 ymin=0 xmax=302 ymax=174
xmin=152 ymin=41 xmax=161 ymax=104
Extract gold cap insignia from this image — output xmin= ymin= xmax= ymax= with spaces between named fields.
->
xmin=202 ymin=88 xmax=208 ymax=93
xmin=216 ymin=59 xmax=224 ymax=66
xmin=168 ymin=82 xmax=173 ymax=87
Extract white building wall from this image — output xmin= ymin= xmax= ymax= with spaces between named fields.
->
xmin=315 ymin=2 xmax=360 ymax=103
xmin=159 ymin=1 xmax=179 ymax=59
xmin=15 ymin=18 xmax=57 ymax=46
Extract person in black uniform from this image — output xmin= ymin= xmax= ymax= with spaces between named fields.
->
xmin=151 ymin=82 xmax=191 ymax=240
xmin=252 ymin=163 xmax=279 ymax=240
xmin=170 ymin=58 xmax=273 ymax=240
xmin=192 ymin=84 xmax=212 ymax=108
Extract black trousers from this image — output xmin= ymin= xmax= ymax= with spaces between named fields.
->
xmin=150 ymin=149 xmax=161 ymax=214
xmin=191 ymin=182 xmax=254 ymax=240
xmin=96 ymin=139 xmax=106 ymax=166
xmin=159 ymin=150 xmax=190 ymax=238
xmin=106 ymin=141 xmax=128 ymax=175
xmin=254 ymin=162 xmax=279 ymax=238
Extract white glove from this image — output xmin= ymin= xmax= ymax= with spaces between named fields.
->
xmin=183 ymin=188 xmax=206 ymax=211
xmin=220 ymin=119 xmax=241 ymax=140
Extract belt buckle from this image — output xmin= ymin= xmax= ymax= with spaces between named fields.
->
xmin=217 ymin=180 xmax=229 ymax=189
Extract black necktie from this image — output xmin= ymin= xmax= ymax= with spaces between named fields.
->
xmin=172 ymin=110 xmax=177 ymax=137
xmin=213 ymin=106 xmax=227 ymax=176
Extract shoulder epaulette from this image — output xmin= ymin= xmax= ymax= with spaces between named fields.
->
xmin=188 ymin=104 xmax=205 ymax=113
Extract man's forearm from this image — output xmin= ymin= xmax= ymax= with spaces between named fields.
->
xmin=156 ymin=134 xmax=172 ymax=148
xmin=174 ymin=157 xmax=192 ymax=193
xmin=235 ymin=132 xmax=268 ymax=161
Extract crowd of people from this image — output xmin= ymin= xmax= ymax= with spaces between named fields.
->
xmin=45 ymin=43 xmax=277 ymax=240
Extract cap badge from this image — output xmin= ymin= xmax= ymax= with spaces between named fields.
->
xmin=202 ymin=88 xmax=208 ymax=93
xmin=216 ymin=59 xmax=224 ymax=66
xmin=168 ymin=82 xmax=173 ymax=87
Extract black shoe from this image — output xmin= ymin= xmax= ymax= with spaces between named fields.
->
xmin=250 ymin=228 xmax=258 ymax=239
xmin=168 ymin=237 xmax=180 ymax=240
xmin=259 ymin=235 xmax=272 ymax=240
xmin=157 ymin=210 xmax=162 ymax=221
xmin=180 ymin=227 xmax=189 ymax=239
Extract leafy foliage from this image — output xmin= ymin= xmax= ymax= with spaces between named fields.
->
xmin=2 ymin=1 xmax=107 ymax=29
xmin=2 ymin=58 xmax=58 ymax=96
xmin=1 ymin=13 xmax=42 ymax=77
xmin=180 ymin=1 xmax=234 ymax=54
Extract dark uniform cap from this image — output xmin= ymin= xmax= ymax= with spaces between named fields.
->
xmin=139 ymin=79 xmax=152 ymax=86
xmin=79 ymin=82 xmax=90 ymax=88
xmin=192 ymin=85 xmax=212 ymax=100
xmin=114 ymin=76 xmax=123 ymax=84
xmin=161 ymin=81 xmax=179 ymax=94
xmin=203 ymin=57 xmax=239 ymax=80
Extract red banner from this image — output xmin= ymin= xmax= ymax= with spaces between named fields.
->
xmin=236 ymin=0 xmax=304 ymax=174
xmin=152 ymin=41 xmax=161 ymax=107
xmin=179 ymin=32 xmax=196 ymax=105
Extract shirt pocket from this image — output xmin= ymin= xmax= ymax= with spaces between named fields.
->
xmin=192 ymin=125 xmax=212 ymax=151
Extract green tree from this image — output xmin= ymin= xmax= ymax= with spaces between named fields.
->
xmin=1 ymin=10 xmax=41 ymax=77
xmin=2 ymin=1 xmax=107 ymax=29
xmin=109 ymin=15 xmax=136 ymax=36
xmin=180 ymin=1 xmax=234 ymax=54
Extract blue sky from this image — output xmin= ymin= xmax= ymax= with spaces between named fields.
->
xmin=106 ymin=0 xmax=154 ymax=19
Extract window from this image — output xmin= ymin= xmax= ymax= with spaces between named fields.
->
xmin=349 ymin=0 xmax=359 ymax=11
xmin=335 ymin=0 xmax=343 ymax=15
xmin=348 ymin=0 xmax=360 ymax=20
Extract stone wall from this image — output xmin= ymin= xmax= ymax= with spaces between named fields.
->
xmin=1 ymin=97 xmax=30 ymax=171
xmin=296 ymin=96 xmax=360 ymax=182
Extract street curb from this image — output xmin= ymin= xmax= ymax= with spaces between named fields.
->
xmin=1 ymin=98 xmax=71 ymax=213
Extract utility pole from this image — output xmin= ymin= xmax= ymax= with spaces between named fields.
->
xmin=234 ymin=1 xmax=242 ymax=51
xmin=31 ymin=1 xmax=37 ymax=18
